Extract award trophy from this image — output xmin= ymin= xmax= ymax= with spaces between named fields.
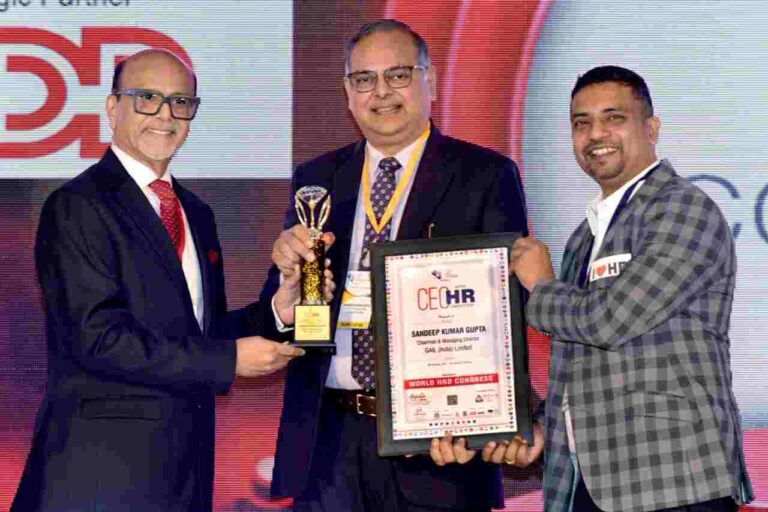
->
xmin=293 ymin=186 xmax=334 ymax=350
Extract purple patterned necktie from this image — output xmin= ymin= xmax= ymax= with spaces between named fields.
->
xmin=351 ymin=156 xmax=401 ymax=390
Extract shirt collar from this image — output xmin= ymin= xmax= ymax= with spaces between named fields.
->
xmin=586 ymin=159 xmax=660 ymax=235
xmin=366 ymin=135 xmax=424 ymax=179
xmin=111 ymin=144 xmax=173 ymax=188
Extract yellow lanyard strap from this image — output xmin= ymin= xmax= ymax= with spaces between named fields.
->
xmin=361 ymin=126 xmax=430 ymax=235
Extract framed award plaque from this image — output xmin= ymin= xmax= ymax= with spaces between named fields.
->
xmin=370 ymin=232 xmax=532 ymax=457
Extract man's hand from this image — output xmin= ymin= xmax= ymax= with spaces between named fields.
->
xmin=429 ymin=432 xmax=477 ymax=466
xmin=273 ymin=265 xmax=335 ymax=325
xmin=271 ymin=224 xmax=335 ymax=278
xmin=235 ymin=336 xmax=305 ymax=377
xmin=509 ymin=236 xmax=555 ymax=292
xmin=481 ymin=421 xmax=544 ymax=467
xmin=271 ymin=225 xmax=337 ymax=325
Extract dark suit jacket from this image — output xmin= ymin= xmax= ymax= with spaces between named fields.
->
xmin=264 ymin=126 xmax=528 ymax=509
xmin=12 ymin=149 xmax=272 ymax=512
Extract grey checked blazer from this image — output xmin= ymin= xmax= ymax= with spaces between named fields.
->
xmin=527 ymin=160 xmax=753 ymax=512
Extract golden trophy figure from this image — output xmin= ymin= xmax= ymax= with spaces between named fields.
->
xmin=293 ymin=186 xmax=334 ymax=349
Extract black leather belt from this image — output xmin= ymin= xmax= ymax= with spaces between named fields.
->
xmin=323 ymin=388 xmax=377 ymax=417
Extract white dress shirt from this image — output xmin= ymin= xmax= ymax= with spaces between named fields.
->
xmin=585 ymin=159 xmax=660 ymax=263
xmin=112 ymin=144 xmax=204 ymax=329
xmin=326 ymin=136 xmax=427 ymax=389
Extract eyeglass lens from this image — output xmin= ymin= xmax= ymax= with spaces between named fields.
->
xmin=133 ymin=92 xmax=198 ymax=120
xmin=350 ymin=66 xmax=416 ymax=92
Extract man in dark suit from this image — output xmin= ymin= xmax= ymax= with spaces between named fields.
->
xmin=264 ymin=20 xmax=529 ymax=511
xmin=11 ymin=49 xmax=311 ymax=512
xmin=510 ymin=66 xmax=753 ymax=511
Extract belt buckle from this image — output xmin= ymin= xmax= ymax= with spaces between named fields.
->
xmin=355 ymin=393 xmax=376 ymax=417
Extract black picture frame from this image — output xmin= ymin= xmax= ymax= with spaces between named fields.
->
xmin=370 ymin=232 xmax=532 ymax=457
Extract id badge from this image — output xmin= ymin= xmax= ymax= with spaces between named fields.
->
xmin=338 ymin=270 xmax=372 ymax=329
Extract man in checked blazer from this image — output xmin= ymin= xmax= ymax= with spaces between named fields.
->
xmin=508 ymin=66 xmax=753 ymax=511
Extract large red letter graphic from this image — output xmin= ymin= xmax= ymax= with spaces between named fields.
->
xmin=0 ymin=27 xmax=193 ymax=159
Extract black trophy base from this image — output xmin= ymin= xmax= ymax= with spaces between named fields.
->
xmin=293 ymin=304 xmax=335 ymax=354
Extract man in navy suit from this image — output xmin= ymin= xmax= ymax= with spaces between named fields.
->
xmin=11 ymin=49 xmax=314 ymax=512
xmin=264 ymin=20 xmax=530 ymax=511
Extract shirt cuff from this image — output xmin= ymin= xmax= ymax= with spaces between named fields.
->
xmin=271 ymin=295 xmax=294 ymax=333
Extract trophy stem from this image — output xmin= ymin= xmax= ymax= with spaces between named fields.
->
xmin=301 ymin=238 xmax=325 ymax=304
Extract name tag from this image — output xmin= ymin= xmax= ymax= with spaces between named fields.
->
xmin=338 ymin=270 xmax=372 ymax=329
xmin=589 ymin=253 xmax=632 ymax=282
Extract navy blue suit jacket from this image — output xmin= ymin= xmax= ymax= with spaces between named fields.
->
xmin=264 ymin=127 xmax=528 ymax=509
xmin=12 ymin=149 xmax=273 ymax=512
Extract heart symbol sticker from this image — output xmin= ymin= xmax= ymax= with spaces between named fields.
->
xmin=595 ymin=265 xmax=606 ymax=277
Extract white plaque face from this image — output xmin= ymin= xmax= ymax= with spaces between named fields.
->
xmin=384 ymin=247 xmax=517 ymax=441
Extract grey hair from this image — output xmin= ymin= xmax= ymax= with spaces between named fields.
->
xmin=344 ymin=19 xmax=430 ymax=74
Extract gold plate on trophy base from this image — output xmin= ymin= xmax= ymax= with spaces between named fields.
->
xmin=293 ymin=304 xmax=335 ymax=351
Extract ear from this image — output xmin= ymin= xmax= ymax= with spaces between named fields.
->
xmin=343 ymin=78 xmax=354 ymax=112
xmin=427 ymin=65 xmax=437 ymax=102
xmin=646 ymin=115 xmax=661 ymax=145
xmin=106 ymin=94 xmax=118 ymax=131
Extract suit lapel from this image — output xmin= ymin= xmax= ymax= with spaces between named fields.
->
xmin=562 ymin=222 xmax=593 ymax=287
xmin=330 ymin=141 xmax=365 ymax=284
xmin=100 ymin=150 xmax=196 ymax=326
xmin=174 ymin=183 xmax=210 ymax=336
xmin=397 ymin=127 xmax=456 ymax=240
xmin=623 ymin=159 xmax=675 ymax=211
xmin=592 ymin=160 xmax=676 ymax=265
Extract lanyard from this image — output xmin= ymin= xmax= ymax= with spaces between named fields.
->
xmin=577 ymin=164 xmax=659 ymax=288
xmin=361 ymin=126 xmax=430 ymax=235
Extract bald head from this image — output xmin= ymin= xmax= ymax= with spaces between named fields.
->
xmin=112 ymin=49 xmax=197 ymax=96
xmin=106 ymin=48 xmax=197 ymax=176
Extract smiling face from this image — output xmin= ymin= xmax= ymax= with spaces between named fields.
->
xmin=571 ymin=81 xmax=660 ymax=197
xmin=345 ymin=29 xmax=436 ymax=156
xmin=106 ymin=51 xmax=195 ymax=177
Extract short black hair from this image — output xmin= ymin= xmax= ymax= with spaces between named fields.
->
xmin=571 ymin=65 xmax=653 ymax=117
xmin=110 ymin=52 xmax=198 ymax=95
xmin=344 ymin=19 xmax=430 ymax=74
xmin=111 ymin=58 xmax=127 ymax=93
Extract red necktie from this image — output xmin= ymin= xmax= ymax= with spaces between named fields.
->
xmin=149 ymin=179 xmax=185 ymax=260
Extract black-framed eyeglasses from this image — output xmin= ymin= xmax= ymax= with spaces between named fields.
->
xmin=113 ymin=88 xmax=201 ymax=120
xmin=344 ymin=65 xmax=428 ymax=93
